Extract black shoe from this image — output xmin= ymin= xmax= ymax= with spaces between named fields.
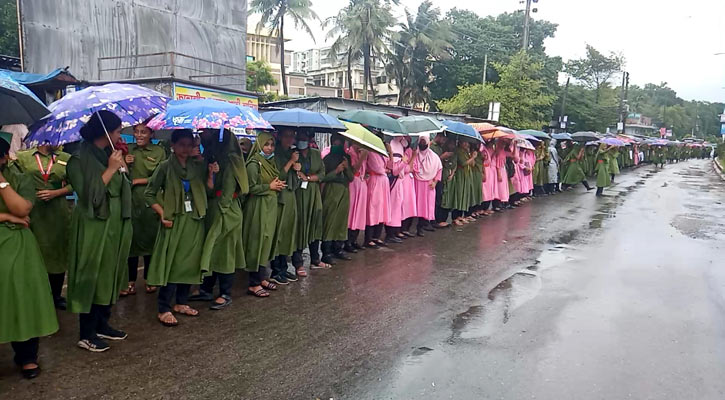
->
xmin=416 ymin=231 xmax=425 ymax=237
xmin=54 ymin=296 xmax=67 ymax=310
xmin=209 ymin=295 xmax=232 ymax=310
xmin=285 ymin=271 xmax=299 ymax=282
xmin=386 ymin=237 xmax=403 ymax=244
xmin=334 ymin=252 xmax=353 ymax=261
xmin=97 ymin=327 xmax=128 ymax=341
xmin=321 ymin=255 xmax=337 ymax=265
xmin=343 ymin=245 xmax=359 ymax=253
xmin=77 ymin=337 xmax=110 ymax=352
xmin=353 ymin=242 xmax=365 ymax=250
xmin=269 ymin=275 xmax=289 ymax=285
xmin=21 ymin=366 xmax=41 ymax=380
xmin=423 ymin=225 xmax=436 ymax=232
xmin=402 ymin=231 xmax=415 ymax=238
xmin=188 ymin=291 xmax=214 ymax=302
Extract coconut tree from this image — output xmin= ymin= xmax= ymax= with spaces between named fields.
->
xmin=250 ymin=0 xmax=319 ymax=95
xmin=324 ymin=4 xmax=362 ymax=98
xmin=354 ymin=0 xmax=396 ymax=101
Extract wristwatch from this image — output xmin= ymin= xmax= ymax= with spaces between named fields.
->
xmin=0 ymin=182 xmax=9 ymax=190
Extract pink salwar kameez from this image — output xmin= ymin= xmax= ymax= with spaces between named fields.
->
xmin=347 ymin=146 xmax=368 ymax=231
xmin=413 ymin=136 xmax=442 ymax=221
xmin=365 ymin=152 xmax=391 ymax=226
xmin=482 ymin=145 xmax=496 ymax=202
xmin=494 ymin=145 xmax=510 ymax=202
xmin=388 ymin=138 xmax=417 ymax=228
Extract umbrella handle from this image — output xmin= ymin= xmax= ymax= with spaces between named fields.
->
xmin=95 ymin=110 xmax=126 ymax=174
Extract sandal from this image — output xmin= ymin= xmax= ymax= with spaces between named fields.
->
xmin=145 ymin=285 xmax=157 ymax=294
xmin=158 ymin=312 xmax=178 ymax=327
xmin=374 ymin=239 xmax=387 ymax=247
xmin=247 ymin=288 xmax=269 ymax=297
xmin=311 ymin=261 xmax=332 ymax=269
xmin=119 ymin=288 xmax=129 ymax=297
xmin=364 ymin=241 xmax=379 ymax=249
xmin=173 ymin=305 xmax=199 ymax=317
xmin=127 ymin=283 xmax=137 ymax=295
xmin=261 ymin=281 xmax=278 ymax=291
xmin=296 ymin=267 xmax=308 ymax=277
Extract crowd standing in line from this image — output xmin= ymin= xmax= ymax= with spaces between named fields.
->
xmin=0 ymin=113 xmax=712 ymax=379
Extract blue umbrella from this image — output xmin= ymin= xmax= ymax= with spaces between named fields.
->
xmin=27 ymin=83 xmax=169 ymax=146
xmin=147 ymin=99 xmax=271 ymax=131
xmin=0 ymin=70 xmax=50 ymax=126
xmin=551 ymin=132 xmax=572 ymax=140
xmin=442 ymin=120 xmax=483 ymax=142
xmin=261 ymin=108 xmax=345 ymax=131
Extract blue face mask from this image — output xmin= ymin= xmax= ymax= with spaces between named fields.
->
xmin=260 ymin=151 xmax=274 ymax=160
xmin=296 ymin=140 xmax=309 ymax=150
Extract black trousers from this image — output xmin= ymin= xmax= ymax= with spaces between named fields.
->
xmin=292 ymin=249 xmax=305 ymax=268
xmin=11 ymin=337 xmax=39 ymax=366
xmin=48 ymin=272 xmax=65 ymax=300
xmin=79 ymin=304 xmax=113 ymax=340
xmin=364 ymin=224 xmax=384 ymax=243
xmin=127 ymin=255 xmax=151 ymax=282
xmin=157 ymin=283 xmax=191 ymax=313
xmin=309 ymin=240 xmax=321 ymax=264
xmin=322 ymin=241 xmax=343 ymax=260
xmin=200 ymin=272 xmax=235 ymax=298
xmin=347 ymin=230 xmax=360 ymax=247
xmin=270 ymin=255 xmax=289 ymax=278
xmin=401 ymin=217 xmax=414 ymax=232
xmin=248 ymin=266 xmax=269 ymax=287
xmin=434 ymin=181 xmax=450 ymax=223
xmin=482 ymin=201 xmax=492 ymax=210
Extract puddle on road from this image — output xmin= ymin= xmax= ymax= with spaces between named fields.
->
xmin=671 ymin=214 xmax=725 ymax=241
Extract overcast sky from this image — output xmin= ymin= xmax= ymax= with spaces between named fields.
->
xmin=249 ymin=0 xmax=725 ymax=104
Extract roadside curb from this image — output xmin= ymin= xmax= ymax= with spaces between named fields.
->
xmin=714 ymin=159 xmax=725 ymax=181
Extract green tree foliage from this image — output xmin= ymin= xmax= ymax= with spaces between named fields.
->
xmin=0 ymin=0 xmax=19 ymax=56
xmin=438 ymin=51 xmax=554 ymax=129
xmin=564 ymin=45 xmax=623 ymax=104
xmin=246 ymin=60 xmax=278 ymax=93
xmin=385 ymin=0 xmax=451 ymax=108
xmin=250 ymin=0 xmax=318 ymax=96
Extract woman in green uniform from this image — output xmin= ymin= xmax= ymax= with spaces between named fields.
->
xmin=595 ymin=143 xmax=612 ymax=196
xmin=450 ymin=140 xmax=476 ymax=226
xmin=270 ymin=128 xmax=300 ymax=285
xmin=560 ymin=143 xmax=593 ymax=191
xmin=608 ymin=146 xmax=620 ymax=182
xmin=470 ymin=145 xmax=484 ymax=217
xmin=432 ymin=135 xmax=455 ymax=227
xmin=12 ymin=143 xmax=72 ymax=309
xmin=321 ymin=134 xmax=354 ymax=264
xmin=0 ymin=132 xmax=58 ymax=379
xmin=583 ymin=144 xmax=598 ymax=178
xmin=292 ymin=130 xmax=324 ymax=276
xmin=244 ymin=132 xmax=285 ymax=297
xmin=533 ymin=140 xmax=549 ymax=195
xmin=66 ymin=111 xmax=132 ymax=352
xmin=123 ymin=122 xmax=166 ymax=296
xmin=194 ymin=129 xmax=248 ymax=310
xmin=145 ymin=130 xmax=212 ymax=326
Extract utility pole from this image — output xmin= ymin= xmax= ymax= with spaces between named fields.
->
xmin=622 ymin=72 xmax=629 ymax=134
xmin=558 ymin=77 xmax=570 ymax=133
xmin=482 ymin=53 xmax=488 ymax=85
xmin=618 ymin=71 xmax=629 ymax=134
xmin=522 ymin=0 xmax=532 ymax=52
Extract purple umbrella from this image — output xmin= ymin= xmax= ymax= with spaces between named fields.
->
xmin=600 ymin=137 xmax=625 ymax=146
xmin=26 ymin=83 xmax=170 ymax=146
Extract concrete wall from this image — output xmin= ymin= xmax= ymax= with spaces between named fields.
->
xmin=19 ymin=0 xmax=247 ymax=89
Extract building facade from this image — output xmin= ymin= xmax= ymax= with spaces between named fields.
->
xmin=246 ymin=31 xmax=306 ymax=97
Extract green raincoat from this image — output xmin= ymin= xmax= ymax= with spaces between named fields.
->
xmin=561 ymin=144 xmax=586 ymax=185
xmin=595 ymin=147 xmax=612 ymax=188
xmin=295 ymin=147 xmax=324 ymax=250
xmin=66 ymin=142 xmax=133 ymax=314
xmin=0 ymin=164 xmax=59 ymax=343
xmin=533 ymin=141 xmax=550 ymax=186
xmin=321 ymin=148 xmax=353 ymax=241
xmin=243 ymin=132 xmax=279 ymax=271
xmin=609 ymin=148 xmax=621 ymax=176
xmin=127 ymin=143 xmax=166 ymax=257
xmin=146 ymin=156 xmax=208 ymax=286
xmin=12 ymin=149 xmax=72 ymax=274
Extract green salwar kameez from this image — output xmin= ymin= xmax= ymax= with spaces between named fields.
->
xmin=561 ymin=144 xmax=586 ymax=185
xmin=0 ymin=165 xmax=59 ymax=343
xmin=295 ymin=148 xmax=324 ymax=250
xmin=595 ymin=149 xmax=612 ymax=188
xmin=321 ymin=154 xmax=353 ymax=241
xmin=12 ymin=149 xmax=72 ymax=274
xmin=609 ymin=149 xmax=621 ymax=176
xmin=432 ymin=142 xmax=455 ymax=211
xmin=449 ymin=148 xmax=473 ymax=212
xmin=146 ymin=157 xmax=208 ymax=286
xmin=127 ymin=143 xmax=166 ymax=257
xmin=272 ymin=146 xmax=299 ymax=257
xmin=470 ymin=151 xmax=483 ymax=206
xmin=243 ymin=138 xmax=279 ymax=271
xmin=66 ymin=143 xmax=133 ymax=314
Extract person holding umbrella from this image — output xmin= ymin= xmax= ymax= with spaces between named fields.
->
xmin=561 ymin=142 xmax=594 ymax=191
xmin=321 ymin=134 xmax=354 ymax=264
xmin=11 ymin=141 xmax=73 ymax=309
xmin=388 ymin=136 xmax=417 ymax=241
xmin=243 ymin=131 xmax=284 ymax=297
xmin=66 ymin=110 xmax=133 ymax=352
xmin=412 ymin=135 xmax=442 ymax=233
xmin=364 ymin=136 xmax=392 ymax=248
xmin=0 ymin=131 xmax=59 ymax=379
xmin=450 ymin=139 xmax=476 ymax=225
xmin=430 ymin=134 xmax=455 ymax=226
xmin=345 ymin=143 xmax=368 ymax=252
xmin=595 ymin=143 xmax=613 ymax=196
xmin=123 ymin=121 xmax=166 ymax=296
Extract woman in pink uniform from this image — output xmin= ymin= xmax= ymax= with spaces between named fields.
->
xmin=493 ymin=139 xmax=510 ymax=210
xmin=345 ymin=144 xmax=368 ymax=251
xmin=412 ymin=136 xmax=442 ymax=235
xmin=388 ymin=137 xmax=417 ymax=241
xmin=510 ymin=145 xmax=525 ymax=206
xmin=364 ymin=149 xmax=391 ymax=248
xmin=481 ymin=141 xmax=497 ymax=215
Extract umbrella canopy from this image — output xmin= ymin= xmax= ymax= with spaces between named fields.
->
xmin=468 ymin=122 xmax=498 ymax=134
xmin=516 ymin=132 xmax=542 ymax=142
xmin=514 ymin=137 xmax=535 ymax=150
xmin=518 ymin=129 xmax=551 ymax=140
xmin=338 ymin=109 xmax=407 ymax=135
xmin=261 ymin=107 xmax=345 ymax=131
xmin=398 ymin=116 xmax=445 ymax=137
xmin=27 ymin=83 xmax=169 ymax=146
xmin=442 ymin=120 xmax=483 ymax=142
xmin=147 ymin=99 xmax=272 ymax=132
xmin=551 ymin=132 xmax=572 ymax=141
xmin=600 ymin=137 xmax=625 ymax=146
xmin=339 ymin=121 xmax=388 ymax=157
xmin=571 ymin=131 xmax=600 ymax=142
xmin=481 ymin=130 xmax=516 ymax=141
xmin=0 ymin=70 xmax=50 ymax=126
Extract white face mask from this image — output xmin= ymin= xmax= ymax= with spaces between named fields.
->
xmin=296 ymin=140 xmax=309 ymax=150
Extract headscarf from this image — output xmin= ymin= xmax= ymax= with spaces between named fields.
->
xmin=413 ymin=135 xmax=442 ymax=181
xmin=76 ymin=141 xmax=132 ymax=220
xmin=247 ymin=131 xmax=279 ymax=184
xmin=323 ymin=133 xmax=350 ymax=174
xmin=162 ymin=154 xmax=208 ymax=220
xmin=79 ymin=110 xmax=122 ymax=142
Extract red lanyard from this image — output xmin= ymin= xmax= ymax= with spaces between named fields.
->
xmin=35 ymin=153 xmax=56 ymax=183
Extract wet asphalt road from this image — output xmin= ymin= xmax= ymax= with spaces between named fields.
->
xmin=2 ymin=160 xmax=724 ymax=400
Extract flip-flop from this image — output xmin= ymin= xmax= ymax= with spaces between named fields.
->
xmin=311 ymin=262 xmax=332 ymax=269
xmin=247 ymin=288 xmax=269 ymax=297
xmin=173 ymin=305 xmax=199 ymax=317
xmin=157 ymin=312 xmax=178 ymax=327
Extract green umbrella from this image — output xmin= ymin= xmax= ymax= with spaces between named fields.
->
xmin=338 ymin=109 xmax=407 ymax=135
xmin=339 ymin=121 xmax=388 ymax=157
xmin=518 ymin=129 xmax=551 ymax=140
xmin=398 ymin=115 xmax=445 ymax=137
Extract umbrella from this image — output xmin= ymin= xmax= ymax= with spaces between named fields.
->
xmin=398 ymin=116 xmax=445 ymax=137
xmin=469 ymin=122 xmax=498 ymax=134
xmin=147 ymin=99 xmax=272 ymax=133
xmin=515 ymin=137 xmax=535 ymax=150
xmin=338 ymin=109 xmax=407 ymax=135
xmin=516 ymin=133 xmax=542 ymax=142
xmin=518 ymin=129 xmax=551 ymax=140
xmin=551 ymin=132 xmax=572 ymax=140
xmin=339 ymin=121 xmax=388 ymax=157
xmin=571 ymin=131 xmax=600 ymax=142
xmin=27 ymin=83 xmax=169 ymax=146
xmin=261 ymin=107 xmax=345 ymax=131
xmin=0 ymin=70 xmax=50 ymax=126
xmin=600 ymin=137 xmax=625 ymax=146
xmin=481 ymin=130 xmax=516 ymax=141
xmin=442 ymin=120 xmax=483 ymax=142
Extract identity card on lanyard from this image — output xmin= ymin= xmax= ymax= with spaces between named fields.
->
xmin=181 ymin=179 xmax=193 ymax=213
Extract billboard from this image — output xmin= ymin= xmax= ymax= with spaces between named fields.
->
xmin=173 ymin=83 xmax=258 ymax=109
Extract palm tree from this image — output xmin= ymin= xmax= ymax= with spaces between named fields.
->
xmin=354 ymin=0 xmax=396 ymax=101
xmin=250 ymin=0 xmax=319 ymax=96
xmin=324 ymin=4 xmax=362 ymax=98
